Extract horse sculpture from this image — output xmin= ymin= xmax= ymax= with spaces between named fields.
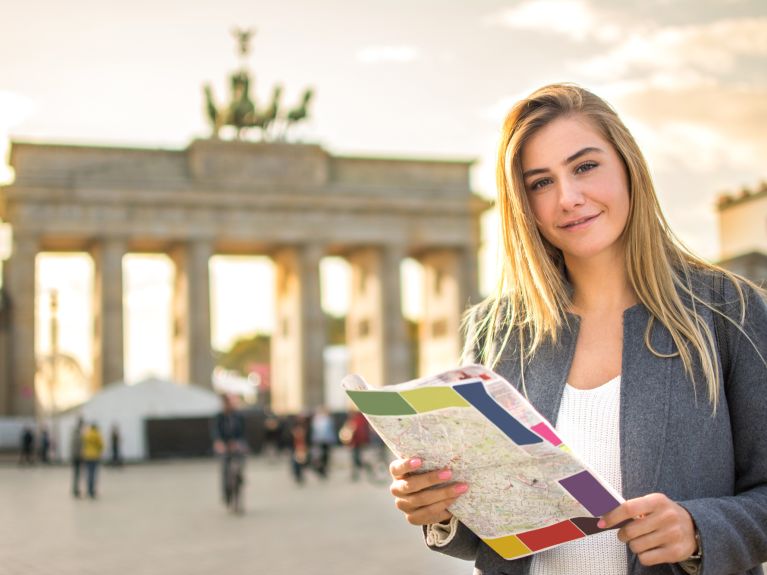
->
xmin=204 ymin=70 xmax=312 ymax=141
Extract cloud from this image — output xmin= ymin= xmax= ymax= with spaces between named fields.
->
xmin=576 ymin=17 xmax=767 ymax=80
xmin=484 ymin=0 xmax=624 ymax=43
xmin=616 ymin=85 xmax=767 ymax=173
xmin=480 ymin=90 xmax=534 ymax=123
xmin=0 ymin=91 xmax=35 ymax=185
xmin=355 ymin=45 xmax=420 ymax=63
xmin=0 ymin=90 xmax=35 ymax=131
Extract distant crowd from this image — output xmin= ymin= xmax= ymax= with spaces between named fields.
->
xmin=15 ymin=401 xmax=390 ymax=513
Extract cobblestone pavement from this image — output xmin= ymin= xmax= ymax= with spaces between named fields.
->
xmin=1 ymin=455 xmax=469 ymax=575
xmin=3 ymin=456 xmax=764 ymax=575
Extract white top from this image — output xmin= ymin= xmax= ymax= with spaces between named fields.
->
xmin=530 ymin=375 xmax=627 ymax=575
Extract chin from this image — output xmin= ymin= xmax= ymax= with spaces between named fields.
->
xmin=559 ymin=242 xmax=618 ymax=262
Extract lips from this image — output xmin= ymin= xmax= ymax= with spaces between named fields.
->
xmin=558 ymin=213 xmax=600 ymax=229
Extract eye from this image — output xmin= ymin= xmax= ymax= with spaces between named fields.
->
xmin=527 ymin=177 xmax=553 ymax=192
xmin=575 ymin=161 xmax=598 ymax=174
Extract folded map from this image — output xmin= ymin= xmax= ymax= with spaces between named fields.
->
xmin=342 ymin=364 xmax=625 ymax=560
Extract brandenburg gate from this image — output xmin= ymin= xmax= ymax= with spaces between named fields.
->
xmin=0 ymin=139 xmax=487 ymax=415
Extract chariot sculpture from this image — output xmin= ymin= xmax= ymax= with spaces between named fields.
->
xmin=203 ymin=28 xmax=314 ymax=141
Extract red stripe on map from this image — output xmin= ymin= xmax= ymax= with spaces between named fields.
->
xmin=516 ymin=520 xmax=585 ymax=551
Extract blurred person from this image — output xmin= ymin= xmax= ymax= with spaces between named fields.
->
xmin=81 ymin=423 xmax=104 ymax=499
xmin=289 ymin=414 xmax=310 ymax=485
xmin=70 ymin=417 xmax=85 ymax=497
xmin=110 ymin=424 xmax=122 ymax=467
xmin=341 ymin=408 xmax=372 ymax=482
xmin=18 ymin=426 xmax=35 ymax=465
xmin=310 ymin=405 xmax=336 ymax=478
xmin=211 ymin=394 xmax=247 ymax=511
xmin=387 ymin=84 xmax=767 ymax=574
xmin=262 ymin=407 xmax=283 ymax=461
xmin=38 ymin=426 xmax=51 ymax=463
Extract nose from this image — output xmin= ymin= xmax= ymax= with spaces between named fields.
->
xmin=558 ymin=177 xmax=585 ymax=211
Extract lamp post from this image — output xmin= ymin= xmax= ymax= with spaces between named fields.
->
xmin=48 ymin=289 xmax=59 ymax=461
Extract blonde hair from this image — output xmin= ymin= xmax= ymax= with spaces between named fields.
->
xmin=472 ymin=83 xmax=751 ymax=408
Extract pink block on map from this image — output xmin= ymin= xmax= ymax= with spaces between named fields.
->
xmin=531 ymin=422 xmax=562 ymax=446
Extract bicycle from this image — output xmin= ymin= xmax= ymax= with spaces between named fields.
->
xmin=218 ymin=441 xmax=247 ymax=515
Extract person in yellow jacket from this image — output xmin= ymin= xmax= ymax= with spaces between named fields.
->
xmin=81 ymin=423 xmax=104 ymax=499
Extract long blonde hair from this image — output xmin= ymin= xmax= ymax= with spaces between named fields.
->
xmin=472 ymin=83 xmax=749 ymax=408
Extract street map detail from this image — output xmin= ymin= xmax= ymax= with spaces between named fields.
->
xmin=342 ymin=365 xmax=625 ymax=559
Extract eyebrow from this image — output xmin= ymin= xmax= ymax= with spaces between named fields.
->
xmin=522 ymin=146 xmax=605 ymax=179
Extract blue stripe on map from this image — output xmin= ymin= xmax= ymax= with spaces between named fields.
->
xmin=454 ymin=380 xmax=543 ymax=446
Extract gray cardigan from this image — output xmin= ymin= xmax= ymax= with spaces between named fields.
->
xmin=427 ymin=274 xmax=767 ymax=575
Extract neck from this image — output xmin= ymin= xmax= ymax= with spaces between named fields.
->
xmin=565 ymin=250 xmax=637 ymax=314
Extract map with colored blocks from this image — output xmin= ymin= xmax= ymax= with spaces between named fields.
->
xmin=342 ymin=365 xmax=625 ymax=560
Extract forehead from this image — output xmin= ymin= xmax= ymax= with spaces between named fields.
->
xmin=521 ymin=115 xmax=611 ymax=168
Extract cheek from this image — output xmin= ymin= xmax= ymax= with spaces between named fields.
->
xmin=526 ymin=196 xmax=548 ymax=228
xmin=527 ymin=200 xmax=557 ymax=244
xmin=614 ymin=186 xmax=631 ymax=228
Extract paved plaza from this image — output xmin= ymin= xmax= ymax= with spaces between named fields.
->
xmin=4 ymin=455 xmax=764 ymax=575
xmin=1 ymin=454 xmax=469 ymax=575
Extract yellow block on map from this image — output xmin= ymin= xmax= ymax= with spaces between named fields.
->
xmin=400 ymin=387 xmax=470 ymax=412
xmin=483 ymin=534 xmax=531 ymax=559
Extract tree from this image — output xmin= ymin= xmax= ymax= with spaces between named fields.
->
xmin=215 ymin=333 xmax=270 ymax=376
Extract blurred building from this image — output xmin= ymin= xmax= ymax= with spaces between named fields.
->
xmin=0 ymin=140 xmax=489 ymax=416
xmin=717 ymin=180 xmax=767 ymax=284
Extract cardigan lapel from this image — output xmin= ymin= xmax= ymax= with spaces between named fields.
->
xmin=524 ymin=316 xmax=580 ymax=426
xmin=620 ymin=305 xmax=674 ymax=501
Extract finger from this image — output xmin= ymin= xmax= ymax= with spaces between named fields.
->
xmin=402 ymin=497 xmax=459 ymax=526
xmin=635 ymin=545 xmax=679 ymax=568
xmin=599 ymin=495 xmax=656 ymax=529
xmin=389 ymin=457 xmax=422 ymax=479
xmin=624 ymin=528 xmax=668 ymax=555
xmin=390 ymin=468 xmax=460 ymax=496
xmin=394 ymin=482 xmax=468 ymax=513
xmin=616 ymin=513 xmax=657 ymax=543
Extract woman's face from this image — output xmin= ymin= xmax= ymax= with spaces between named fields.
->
xmin=520 ymin=115 xmax=630 ymax=266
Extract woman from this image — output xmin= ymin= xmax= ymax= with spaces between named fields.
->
xmin=388 ymin=84 xmax=767 ymax=574
xmin=81 ymin=423 xmax=104 ymax=499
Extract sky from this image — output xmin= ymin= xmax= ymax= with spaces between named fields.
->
xmin=2 ymin=0 xmax=766 ymax=384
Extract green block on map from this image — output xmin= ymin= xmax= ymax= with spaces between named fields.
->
xmin=401 ymin=387 xmax=470 ymax=412
xmin=346 ymin=391 xmax=417 ymax=415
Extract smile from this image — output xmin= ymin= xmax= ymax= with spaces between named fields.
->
xmin=558 ymin=213 xmax=600 ymax=229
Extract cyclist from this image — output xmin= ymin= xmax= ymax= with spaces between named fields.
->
xmin=211 ymin=394 xmax=247 ymax=513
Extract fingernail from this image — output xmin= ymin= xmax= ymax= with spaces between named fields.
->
xmin=454 ymin=484 xmax=468 ymax=494
xmin=597 ymin=519 xmax=606 ymax=529
xmin=409 ymin=458 xmax=422 ymax=469
xmin=438 ymin=469 xmax=452 ymax=480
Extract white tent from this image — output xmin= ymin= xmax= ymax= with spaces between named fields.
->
xmin=56 ymin=378 xmax=221 ymax=461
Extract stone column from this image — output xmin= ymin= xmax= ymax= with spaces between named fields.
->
xmin=91 ymin=238 xmax=127 ymax=390
xmin=270 ymin=244 xmax=325 ymax=413
xmin=418 ymin=249 xmax=466 ymax=376
xmin=381 ymin=244 xmax=411 ymax=386
xmin=347 ymin=245 xmax=410 ymax=388
xmin=2 ymin=234 xmax=38 ymax=415
xmin=171 ymin=239 xmax=213 ymax=388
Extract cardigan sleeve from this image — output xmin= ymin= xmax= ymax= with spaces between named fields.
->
xmin=678 ymin=280 xmax=767 ymax=574
xmin=423 ymin=518 xmax=481 ymax=561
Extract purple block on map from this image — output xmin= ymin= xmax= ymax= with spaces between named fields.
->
xmin=559 ymin=470 xmax=621 ymax=517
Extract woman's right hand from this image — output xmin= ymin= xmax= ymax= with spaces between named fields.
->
xmin=389 ymin=457 xmax=468 ymax=525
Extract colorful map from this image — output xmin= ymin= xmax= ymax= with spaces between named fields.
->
xmin=342 ymin=365 xmax=624 ymax=559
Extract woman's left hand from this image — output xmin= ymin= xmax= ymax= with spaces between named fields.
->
xmin=598 ymin=493 xmax=698 ymax=566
